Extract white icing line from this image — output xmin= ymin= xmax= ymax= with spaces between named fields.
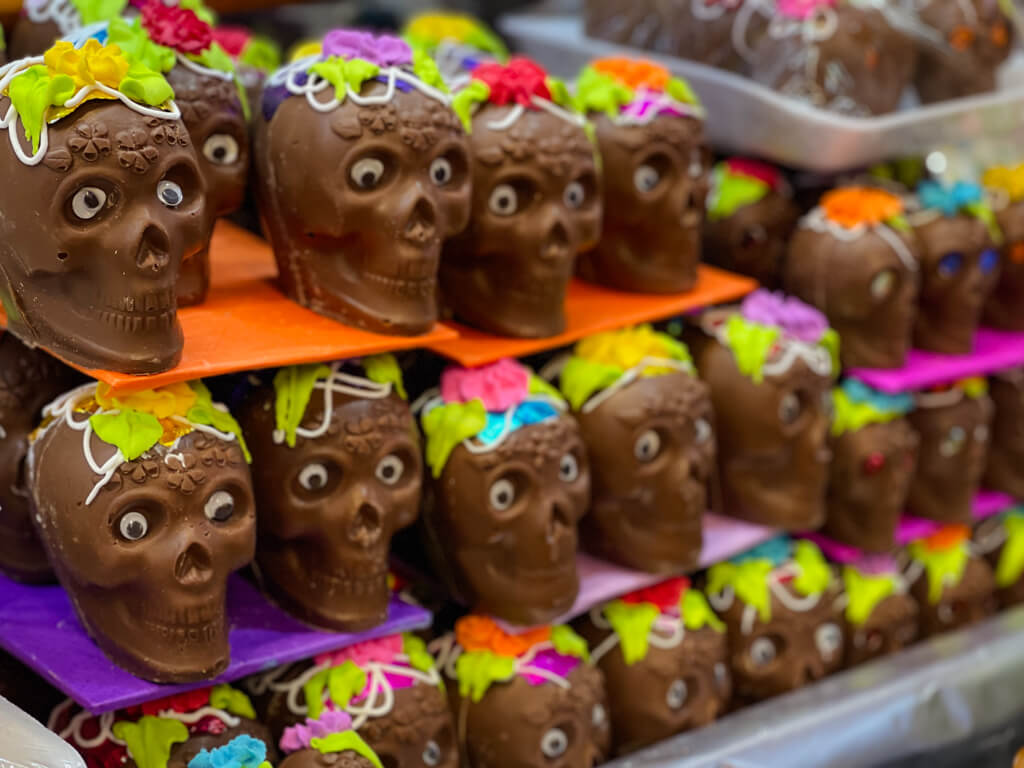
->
xmin=485 ymin=103 xmax=524 ymax=131
xmin=581 ymin=356 xmax=694 ymax=414
xmin=177 ymin=52 xmax=235 ymax=82
xmin=157 ymin=706 xmax=240 ymax=727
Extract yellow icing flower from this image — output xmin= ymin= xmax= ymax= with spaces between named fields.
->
xmin=45 ymin=39 xmax=129 ymax=91
xmin=95 ymin=381 xmax=198 ymax=421
xmin=290 ymin=40 xmax=322 ymax=61
xmin=575 ymin=325 xmax=691 ymax=375
xmin=983 ymin=164 xmax=1024 ymax=204
xmin=406 ymin=14 xmax=479 ymax=44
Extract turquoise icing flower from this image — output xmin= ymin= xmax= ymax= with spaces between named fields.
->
xmin=731 ymin=535 xmax=792 ymax=567
xmin=188 ymin=735 xmax=267 ymax=768
xmin=917 ymin=180 xmax=984 ymax=217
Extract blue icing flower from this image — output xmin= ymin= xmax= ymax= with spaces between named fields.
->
xmin=188 ymin=735 xmax=267 ymax=768
xmin=731 ymin=535 xmax=792 ymax=567
xmin=842 ymin=378 xmax=913 ymax=415
xmin=917 ymin=180 xmax=984 ymax=217
xmin=476 ymin=400 xmax=559 ymax=445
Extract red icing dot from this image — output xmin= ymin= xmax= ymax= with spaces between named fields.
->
xmin=863 ymin=452 xmax=886 ymax=475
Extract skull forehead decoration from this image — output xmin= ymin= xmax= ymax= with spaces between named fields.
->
xmin=238 ymin=356 xmax=421 ymax=631
xmin=278 ymin=710 xmax=383 ymax=768
xmin=49 ymin=684 xmax=277 ymax=768
xmin=439 ymin=57 xmax=600 ymax=338
xmin=838 ymin=555 xmax=917 ymax=666
xmin=785 ymin=187 xmax=921 ymax=370
xmin=419 ymin=358 xmax=590 ymax=625
xmin=256 ymin=29 xmax=471 ymax=336
xmin=437 ymin=616 xmax=604 ymax=768
xmin=28 ymin=379 xmax=255 ymax=681
xmin=573 ymin=58 xmax=708 ymax=294
xmin=401 ymin=12 xmax=509 ymax=86
xmin=557 ymin=326 xmax=713 ymax=572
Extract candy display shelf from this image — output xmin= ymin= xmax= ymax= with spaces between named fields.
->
xmin=0 ymin=572 xmax=430 ymax=713
xmin=430 ymin=266 xmax=756 ymax=366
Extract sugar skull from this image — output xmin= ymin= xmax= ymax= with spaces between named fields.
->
xmin=557 ymin=326 xmax=713 ymax=572
xmin=237 ymin=358 xmax=421 ymax=631
xmin=911 ymin=0 xmax=1013 ymax=103
xmin=256 ymin=30 xmax=471 ymax=336
xmin=8 ymin=0 xmax=80 ymax=59
xmin=785 ymin=187 xmax=920 ymax=369
xmin=690 ymin=290 xmax=837 ymax=530
xmin=440 ymin=58 xmax=600 ymax=338
xmin=906 ymin=379 xmax=992 ymax=524
xmin=419 ymin=359 xmax=590 ymax=626
xmin=211 ymin=26 xmax=282 ymax=124
xmin=974 ymin=507 xmax=1024 ymax=609
xmin=0 ymin=333 xmax=81 ymax=582
xmin=573 ymin=59 xmax=707 ymax=293
xmin=244 ymin=633 xmax=455 ymax=768
xmin=704 ymin=158 xmax=799 ymax=290
xmin=401 ymin=12 xmax=509 ymax=86
xmin=982 ymin=166 xmax=1024 ymax=330
xmin=905 ymin=525 xmax=997 ymax=638
xmin=278 ymin=711 xmax=386 ymax=768
xmin=440 ymin=617 xmax=606 ymax=768
xmin=984 ymin=368 xmax=1024 ymax=498
xmin=822 ymin=379 xmax=919 ymax=552
xmin=574 ymin=578 xmax=729 ymax=756
xmin=28 ymin=380 xmax=255 ymax=682
xmin=706 ymin=538 xmax=844 ymax=701
xmin=838 ymin=557 xmax=917 ymax=667
xmin=909 ymin=181 xmax=1002 ymax=355
xmin=0 ymin=43 xmax=208 ymax=373
xmin=49 ymin=685 xmax=278 ymax=768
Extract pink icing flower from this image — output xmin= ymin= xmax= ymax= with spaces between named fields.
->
xmin=441 ymin=359 xmax=531 ymax=412
xmin=777 ymin=0 xmax=836 ymax=19
xmin=741 ymin=290 xmax=828 ymax=344
xmin=322 ymin=29 xmax=412 ymax=67
xmin=314 ymin=634 xmax=403 ymax=669
xmin=280 ymin=710 xmax=353 ymax=752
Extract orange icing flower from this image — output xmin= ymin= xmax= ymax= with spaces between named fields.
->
xmin=821 ymin=187 xmax=904 ymax=229
xmin=950 ymin=25 xmax=975 ymax=51
xmin=924 ymin=524 xmax=970 ymax=552
xmin=592 ymin=57 xmax=670 ymax=92
xmin=456 ymin=616 xmax=551 ymax=657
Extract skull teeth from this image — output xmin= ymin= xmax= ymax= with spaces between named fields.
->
xmin=364 ymin=272 xmax=436 ymax=298
xmin=305 ymin=567 xmax=388 ymax=598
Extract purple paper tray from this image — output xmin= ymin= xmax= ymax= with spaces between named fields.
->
xmin=848 ymin=328 xmax=1024 ymax=394
xmin=0 ymin=573 xmax=430 ymax=714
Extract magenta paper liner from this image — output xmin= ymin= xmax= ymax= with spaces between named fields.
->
xmin=973 ymin=489 xmax=1017 ymax=520
xmin=800 ymin=532 xmax=863 ymax=564
xmin=896 ymin=515 xmax=943 ymax=545
xmin=848 ymin=328 xmax=1024 ymax=394
xmin=0 ymin=573 xmax=430 ymax=714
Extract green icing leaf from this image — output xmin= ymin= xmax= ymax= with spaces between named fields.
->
xmin=71 ymin=0 xmax=127 ymax=25
xmin=681 ymin=590 xmax=725 ymax=633
xmin=421 ymin=400 xmax=487 ymax=478
xmin=303 ymin=661 xmax=367 ymax=720
xmin=465 ymin=24 xmax=508 ymax=60
xmin=886 ymin=213 xmax=911 ymax=234
xmin=0 ymin=25 xmax=5 ymax=53
xmin=310 ymin=56 xmax=381 ymax=103
xmin=723 ymin=315 xmax=780 ymax=384
xmin=403 ymin=633 xmax=436 ymax=674
xmin=452 ymin=79 xmax=489 ymax=134
xmin=112 ymin=716 xmax=188 ymax=768
xmin=545 ymin=76 xmax=573 ymax=110
xmin=666 ymin=76 xmax=700 ymax=107
xmin=574 ymin=66 xmax=633 ymax=118
xmin=8 ymin=66 xmax=76 ymax=154
xmin=820 ymin=327 xmax=841 ymax=378
xmin=456 ymin=649 xmax=516 ymax=702
xmin=412 ymin=47 xmax=448 ymax=93
xmin=965 ymin=200 xmax=1004 ymax=245
xmin=792 ymin=540 xmax=832 ymax=597
xmin=707 ymin=559 xmax=775 ymax=623
xmin=187 ymin=380 xmax=251 ymax=463
xmin=210 ymin=684 xmax=256 ymax=719
xmin=108 ymin=18 xmax=176 ymax=74
xmin=273 ymin=364 xmax=332 ymax=448
xmin=997 ymin=511 xmax=1024 ymax=588
xmin=239 ymin=36 xmax=281 ymax=73
xmin=119 ymin=61 xmax=174 ymax=107
xmin=90 ymin=409 xmax=163 ymax=461
xmin=708 ymin=164 xmax=770 ymax=222
xmin=311 ymin=731 xmax=383 ymax=767
xmin=550 ymin=625 xmax=589 ymax=661
xmin=909 ymin=540 xmax=970 ymax=604
xmin=527 ymin=374 xmax=565 ymax=404
xmin=603 ymin=600 xmax=659 ymax=666
xmin=364 ymin=354 xmax=407 ymax=400
xmin=179 ymin=0 xmax=216 ymax=26
xmin=558 ymin=356 xmax=623 ymax=411
xmin=831 ymin=385 xmax=904 ymax=436
xmin=189 ymin=42 xmax=250 ymax=121
xmin=842 ymin=567 xmax=897 ymax=626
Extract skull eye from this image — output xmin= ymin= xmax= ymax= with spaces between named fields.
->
xmin=489 ymin=477 xmax=516 ymax=511
xmin=980 ymin=248 xmax=1000 ymax=274
xmin=974 ymin=424 xmax=990 ymax=443
xmin=741 ymin=225 xmax=768 ymax=249
xmin=298 ymin=462 xmax=330 ymax=492
xmin=815 ymin=622 xmax=842 ymax=661
xmin=937 ymin=603 xmax=954 ymax=624
xmin=634 ymin=429 xmax=661 ymax=462
xmin=695 ymin=417 xmax=712 ymax=445
xmin=591 ymin=703 xmax=606 ymax=727
xmin=563 ymin=180 xmax=585 ymax=209
xmin=489 ymin=183 xmax=518 ymax=216
xmin=938 ymin=251 xmax=963 ymax=278
xmin=375 ymin=454 xmax=405 ymax=486
xmin=204 ymin=489 xmax=235 ymax=522
xmin=350 ymin=157 xmax=386 ymax=190
xmin=940 ymin=425 xmax=966 ymax=457
xmin=870 ymin=268 xmax=896 ymax=300
xmin=778 ymin=392 xmax=802 ymax=426
xmin=634 ymin=163 xmax=660 ymax=193
xmin=749 ymin=636 xmax=777 ymax=667
xmin=540 ymin=727 xmax=569 ymax=759
xmin=157 ymin=180 xmax=184 ymax=208
xmin=429 ymin=157 xmax=453 ymax=187
xmin=118 ymin=510 xmax=149 ymax=541
xmin=202 ymin=133 xmax=240 ymax=165
xmin=422 ymin=739 xmax=442 ymax=766
xmin=665 ymin=678 xmax=688 ymax=710
xmin=714 ymin=662 xmax=730 ymax=692
xmin=71 ymin=186 xmax=107 ymax=220
xmin=558 ymin=453 xmax=579 ymax=483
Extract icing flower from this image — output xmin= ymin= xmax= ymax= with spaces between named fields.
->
xmin=984 ymin=164 xmax=1024 ymax=204
xmin=778 ymin=0 xmax=837 ymax=19
xmin=441 ymin=358 xmax=530 ymax=412
xmin=44 ymin=40 xmax=129 ymax=91
xmin=725 ymin=158 xmax=780 ymax=188
xmin=831 ymin=378 xmax=913 ymax=436
xmin=456 ymin=615 xmax=552 ymax=657
xmin=403 ymin=12 xmax=508 ymax=59
xmin=95 ymin=380 xmax=197 ymax=421
xmin=322 ymin=29 xmax=412 ymax=68
xmin=592 ymin=57 xmax=669 ymax=92
xmin=574 ymin=325 xmax=692 ymax=374
xmin=917 ymin=180 xmax=984 ymax=217
xmin=707 ymin=159 xmax=774 ymax=221
xmin=187 ymin=734 xmax=268 ymax=768
xmin=140 ymin=687 xmax=210 ymax=716
xmin=621 ymin=576 xmax=690 ymax=611
xmin=471 ymin=57 xmax=551 ymax=107
xmin=211 ymin=27 xmax=249 ymax=57
xmin=141 ymin=2 xmax=213 ymax=54
xmin=313 ymin=634 xmax=403 ymax=669
xmin=741 ymin=289 xmax=829 ymax=344
xmin=821 ymin=187 xmax=904 ymax=229
xmin=280 ymin=710 xmax=354 ymax=752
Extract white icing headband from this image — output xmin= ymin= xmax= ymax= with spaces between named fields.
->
xmin=799 ymin=205 xmax=919 ymax=273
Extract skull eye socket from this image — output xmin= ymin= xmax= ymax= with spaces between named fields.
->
xmin=429 ymin=157 xmax=453 ymax=187
xmin=204 ymin=489 xmax=235 ymax=522
xmin=563 ymin=180 xmax=585 ymax=209
xmin=634 ymin=429 xmax=661 ymax=463
xmin=422 ymin=739 xmax=442 ymax=766
xmin=540 ymin=726 xmax=569 ymax=759
xmin=118 ymin=510 xmax=149 ymax=542
xmin=350 ymin=156 xmax=387 ymax=190
xmin=665 ymin=678 xmax=688 ymax=710
xmin=940 ymin=425 xmax=966 ymax=457
xmin=558 ymin=453 xmax=579 ymax=483
xmin=634 ymin=163 xmax=661 ymax=194
xmin=202 ymin=133 xmax=240 ymax=165
xmin=489 ymin=477 xmax=516 ymax=512
xmin=489 ymin=183 xmax=519 ymax=216
xmin=980 ymin=248 xmax=1000 ymax=274
xmin=749 ymin=636 xmax=778 ymax=667
xmin=937 ymin=251 xmax=963 ymax=278
xmin=870 ymin=268 xmax=897 ymax=301
xmin=157 ymin=180 xmax=184 ymax=208
xmin=695 ymin=417 xmax=712 ymax=445
xmin=375 ymin=454 xmax=405 ymax=486
xmin=70 ymin=186 xmax=108 ymax=221
xmin=814 ymin=622 xmax=842 ymax=661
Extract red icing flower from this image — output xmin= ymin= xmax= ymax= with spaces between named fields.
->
xmin=84 ymin=741 xmax=129 ymax=768
xmin=141 ymin=2 xmax=213 ymax=55
xmin=472 ymin=56 xmax=551 ymax=108
xmin=212 ymin=26 xmax=250 ymax=58
xmin=726 ymin=157 xmax=779 ymax=190
xmin=621 ymin=576 xmax=690 ymax=611
xmin=140 ymin=686 xmax=211 ymax=716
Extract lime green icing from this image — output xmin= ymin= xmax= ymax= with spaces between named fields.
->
xmin=997 ymin=511 xmax=1024 ymax=588
xmin=112 ymin=716 xmax=188 ymax=768
xmin=239 ymin=36 xmax=281 ymax=73
xmin=456 ymin=649 xmax=516 ymax=702
xmin=681 ymin=590 xmax=725 ymax=633
xmin=964 ymin=200 xmax=1004 ymax=245
xmin=574 ymin=65 xmax=633 ymax=118
xmin=723 ymin=315 xmax=780 ymax=384
xmin=842 ymin=567 xmax=897 ymax=626
xmin=452 ymin=79 xmax=489 ymax=134
xmin=422 ymin=400 xmax=487 ymax=478
xmin=792 ymin=540 xmax=831 ymax=596
xmin=708 ymin=163 xmax=770 ymax=222
xmin=706 ymin=559 xmax=775 ymax=622
xmin=119 ymin=60 xmax=175 ymax=106
xmin=8 ymin=66 xmax=76 ymax=154
xmin=89 ymin=409 xmax=163 ymax=461
xmin=403 ymin=633 xmax=436 ymax=675
xmin=603 ymin=600 xmax=659 ymax=665
xmin=527 ymin=374 xmax=564 ymax=403
xmin=551 ymin=624 xmax=589 ymax=661
xmin=0 ymin=26 xmax=5 ymax=53
xmin=310 ymin=732 xmax=383 ymax=767
xmin=411 ymin=48 xmax=448 ymax=94
xmin=546 ymin=76 xmax=573 ymax=111
xmin=71 ymin=0 xmax=127 ymax=25
xmin=961 ymin=377 xmax=989 ymax=400
xmin=831 ymin=384 xmax=908 ymax=436
xmin=821 ymin=328 xmax=840 ymax=376
xmin=107 ymin=19 xmax=177 ymax=79
xmin=187 ymin=380 xmax=251 ymax=463
xmin=909 ymin=540 xmax=969 ymax=604
xmin=666 ymin=76 xmax=700 ymax=106
xmin=305 ymin=660 xmax=367 ymax=720
xmin=559 ymin=357 xmax=623 ymax=411
xmin=310 ymin=56 xmax=381 ymax=103
xmin=273 ymin=364 xmax=332 ymax=448
xmin=210 ymin=684 xmax=256 ymax=719
xmin=363 ymin=354 xmax=407 ymax=399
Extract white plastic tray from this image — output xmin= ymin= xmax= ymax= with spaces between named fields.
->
xmin=500 ymin=13 xmax=1024 ymax=173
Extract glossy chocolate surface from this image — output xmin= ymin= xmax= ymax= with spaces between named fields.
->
xmin=985 ymin=201 xmax=1024 ymax=330
xmin=911 ymin=555 xmax=996 ymax=638
xmin=984 ymin=371 xmax=1024 ymax=498
xmin=704 ymin=188 xmax=798 ymax=290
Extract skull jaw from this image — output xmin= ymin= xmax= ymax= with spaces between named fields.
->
xmin=723 ymin=455 xmax=827 ymax=531
xmin=984 ymin=262 xmax=1024 ymax=330
xmin=280 ymin=750 xmax=376 ymax=768
xmin=914 ymin=301 xmax=982 ymax=356
xmin=177 ymin=244 xmax=211 ymax=308
xmin=0 ymin=504 xmax=53 ymax=583
xmin=581 ymin=496 xmax=703 ymax=573
xmin=576 ymin=227 xmax=700 ymax=294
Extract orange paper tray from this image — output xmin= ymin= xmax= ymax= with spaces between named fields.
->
xmin=1 ymin=221 xmax=457 ymax=394
xmin=429 ymin=265 xmax=757 ymax=366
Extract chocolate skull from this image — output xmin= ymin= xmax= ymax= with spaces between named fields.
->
xmin=281 ymin=752 xmax=376 ymax=768
xmin=984 ymin=369 xmax=1024 ymax=499
xmin=984 ymin=198 xmax=1024 ymax=330
xmin=440 ymin=76 xmax=600 ymax=337
xmin=8 ymin=5 xmax=64 ymax=60
xmin=256 ymin=68 xmax=471 ymax=335
xmin=0 ymin=99 xmax=208 ymax=373
xmin=839 ymin=565 xmax=918 ymax=668
xmin=911 ymin=210 xmax=1001 ymax=355
xmin=0 ymin=333 xmax=80 ymax=582
xmin=909 ymin=552 xmax=996 ymax=638
xmin=29 ymin=388 xmax=256 ymax=682
xmin=358 ymin=681 xmax=457 ymax=768
xmin=166 ymin=720 xmax=278 ymax=768
xmin=907 ymin=388 xmax=993 ymax=524
xmin=975 ymin=511 xmax=1024 ymax=609
xmin=238 ymin=370 xmax=422 ymax=631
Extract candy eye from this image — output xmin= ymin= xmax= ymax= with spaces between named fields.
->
xmin=870 ymin=268 xmax=896 ymax=300
xmin=741 ymin=225 xmax=768 ymax=248
xmin=118 ymin=510 xmax=149 ymax=541
xmin=375 ymin=454 xmax=404 ymax=486
xmin=202 ymin=133 xmax=240 ymax=165
xmin=937 ymin=603 xmax=954 ymax=624
xmin=695 ymin=417 xmax=712 ymax=445
xmin=974 ymin=424 xmax=989 ymax=443
xmin=749 ymin=637 xmax=776 ymax=666
xmin=204 ymin=490 xmax=235 ymax=522
xmin=778 ymin=392 xmax=802 ymax=425
xmin=714 ymin=662 xmax=729 ymax=692
xmin=489 ymin=183 xmax=518 ymax=216
xmin=298 ymin=462 xmax=329 ymax=491
xmin=429 ymin=157 xmax=452 ymax=187
xmin=489 ymin=478 xmax=515 ymax=511
xmin=351 ymin=157 xmax=385 ymax=189
xmin=634 ymin=430 xmax=661 ymax=462
xmin=665 ymin=678 xmax=688 ymax=710
xmin=938 ymin=251 xmax=963 ymax=278
xmin=940 ymin=425 xmax=966 ymax=457
xmin=157 ymin=180 xmax=184 ymax=208
xmin=815 ymin=623 xmax=842 ymax=660
xmin=559 ymin=453 xmax=579 ymax=483
xmin=71 ymin=186 xmax=107 ymax=220
xmin=980 ymin=248 xmax=1000 ymax=274
xmin=591 ymin=703 xmax=606 ymax=727
xmin=540 ymin=727 xmax=568 ymax=759
xmin=563 ymin=180 xmax=585 ymax=209
xmin=862 ymin=451 xmax=886 ymax=475
xmin=422 ymin=739 xmax=442 ymax=767
xmin=634 ymin=163 xmax=660 ymax=193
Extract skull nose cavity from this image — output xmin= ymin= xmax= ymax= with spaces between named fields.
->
xmin=137 ymin=226 xmax=171 ymax=273
xmin=548 ymin=501 xmax=572 ymax=542
xmin=349 ymin=503 xmax=383 ymax=547
xmin=175 ymin=543 xmax=213 ymax=586
xmin=404 ymin=198 xmax=437 ymax=244
xmin=544 ymin=221 xmax=571 ymax=260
